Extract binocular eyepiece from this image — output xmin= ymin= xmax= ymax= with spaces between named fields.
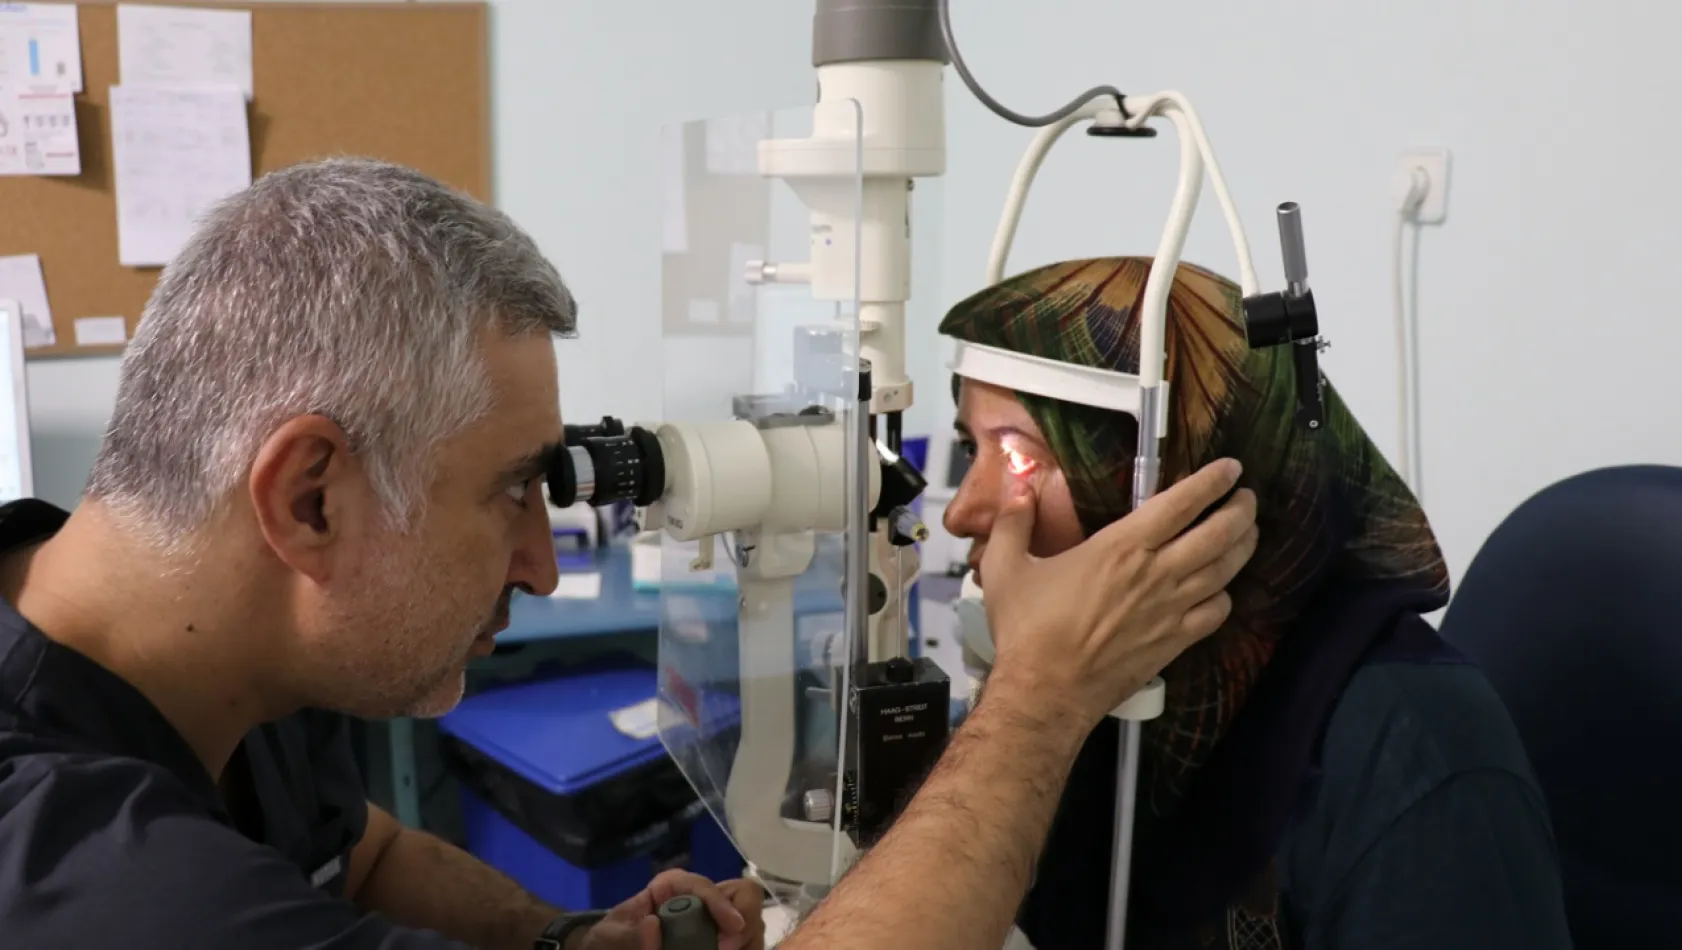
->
xmin=547 ymin=416 xmax=666 ymax=509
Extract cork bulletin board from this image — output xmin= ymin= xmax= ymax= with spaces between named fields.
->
xmin=0 ymin=0 xmax=492 ymax=358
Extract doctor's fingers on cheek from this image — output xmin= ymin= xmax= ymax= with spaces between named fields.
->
xmin=998 ymin=467 xmax=1045 ymax=507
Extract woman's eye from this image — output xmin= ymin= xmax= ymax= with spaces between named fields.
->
xmin=1002 ymin=446 xmax=1038 ymax=477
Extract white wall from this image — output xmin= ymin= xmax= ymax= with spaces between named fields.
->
xmin=25 ymin=0 xmax=1682 ymax=586
xmin=490 ymin=1 xmax=821 ymax=426
xmin=928 ymin=0 xmax=1682 ymax=581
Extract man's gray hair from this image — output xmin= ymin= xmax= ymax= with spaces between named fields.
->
xmin=85 ymin=157 xmax=577 ymax=545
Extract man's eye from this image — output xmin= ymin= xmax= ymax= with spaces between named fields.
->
xmin=505 ymin=479 xmax=535 ymax=506
xmin=1002 ymin=446 xmax=1038 ymax=477
xmin=957 ymin=440 xmax=977 ymax=461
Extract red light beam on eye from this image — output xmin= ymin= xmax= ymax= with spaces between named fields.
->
xmin=1004 ymin=446 xmax=1037 ymax=477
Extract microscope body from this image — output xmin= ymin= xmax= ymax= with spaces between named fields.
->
xmin=555 ymin=387 xmax=949 ymax=889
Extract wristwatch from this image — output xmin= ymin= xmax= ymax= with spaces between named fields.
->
xmin=534 ymin=910 xmax=608 ymax=950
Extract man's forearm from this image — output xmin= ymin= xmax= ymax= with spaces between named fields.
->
xmin=353 ymin=811 xmax=557 ymax=950
xmin=783 ymin=674 xmax=1089 ymax=950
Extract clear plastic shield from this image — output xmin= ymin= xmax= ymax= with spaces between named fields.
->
xmin=653 ymin=101 xmax=865 ymax=910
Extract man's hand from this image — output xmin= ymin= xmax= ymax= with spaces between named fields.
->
xmin=575 ymin=870 xmax=764 ymax=950
xmin=717 ymin=880 xmax=767 ymax=950
xmin=980 ymin=457 xmax=1258 ymax=726
xmin=775 ymin=463 xmax=1252 ymax=950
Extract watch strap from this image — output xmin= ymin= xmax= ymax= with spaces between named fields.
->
xmin=534 ymin=910 xmax=608 ymax=950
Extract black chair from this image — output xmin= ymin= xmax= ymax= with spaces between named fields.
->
xmin=1439 ymin=465 xmax=1682 ymax=949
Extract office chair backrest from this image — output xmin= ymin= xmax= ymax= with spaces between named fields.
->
xmin=1439 ymin=465 xmax=1682 ymax=949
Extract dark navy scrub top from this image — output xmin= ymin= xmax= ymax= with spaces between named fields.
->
xmin=0 ymin=500 xmax=471 ymax=948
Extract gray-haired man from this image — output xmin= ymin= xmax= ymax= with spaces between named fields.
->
xmin=0 ymin=159 xmax=762 ymax=950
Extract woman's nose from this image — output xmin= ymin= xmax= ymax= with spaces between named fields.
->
xmin=943 ymin=467 xmax=997 ymax=541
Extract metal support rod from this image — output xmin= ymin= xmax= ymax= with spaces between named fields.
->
xmin=847 ymin=360 xmax=874 ymax=671
xmin=1109 ymin=383 xmax=1164 ymax=950
xmin=1277 ymin=202 xmax=1309 ymax=298
xmin=1106 ymin=720 xmax=1143 ymax=950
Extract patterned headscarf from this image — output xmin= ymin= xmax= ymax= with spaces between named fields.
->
xmin=940 ymin=257 xmax=1452 ymax=946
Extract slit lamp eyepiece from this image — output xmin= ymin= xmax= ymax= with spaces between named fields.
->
xmin=546 ymin=416 xmax=667 ymax=508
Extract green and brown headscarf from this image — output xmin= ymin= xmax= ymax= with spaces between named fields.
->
xmin=940 ymin=257 xmax=1451 ymax=948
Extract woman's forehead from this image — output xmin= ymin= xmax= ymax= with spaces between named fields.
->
xmin=957 ymin=378 xmax=1025 ymax=422
xmin=955 ymin=380 xmax=1054 ymax=452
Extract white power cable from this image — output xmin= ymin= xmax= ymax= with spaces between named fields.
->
xmin=1393 ymin=168 xmax=1429 ymax=498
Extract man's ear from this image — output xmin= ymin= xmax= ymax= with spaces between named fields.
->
xmin=248 ymin=414 xmax=368 ymax=582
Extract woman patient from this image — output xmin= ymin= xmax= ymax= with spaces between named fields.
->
xmin=939 ymin=258 xmax=1573 ymax=949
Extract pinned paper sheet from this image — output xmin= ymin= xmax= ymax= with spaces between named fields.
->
xmin=110 ymin=83 xmax=252 ymax=268
xmin=73 ymin=316 xmax=127 ymax=347
xmin=608 ymin=698 xmax=660 ymax=741
xmin=0 ymin=3 xmax=83 ymax=93
xmin=117 ymin=4 xmax=253 ymax=100
xmin=0 ymin=84 xmax=78 ymax=176
xmin=0 ymin=253 xmax=55 ymax=347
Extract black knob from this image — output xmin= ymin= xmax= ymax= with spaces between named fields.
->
xmin=563 ymin=416 xmax=626 ymax=445
xmin=658 ymin=895 xmax=718 ymax=950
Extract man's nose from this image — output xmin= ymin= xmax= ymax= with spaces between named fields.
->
xmin=509 ymin=503 xmax=560 ymax=596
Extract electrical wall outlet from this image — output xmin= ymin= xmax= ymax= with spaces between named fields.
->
xmin=1395 ymin=148 xmax=1452 ymax=224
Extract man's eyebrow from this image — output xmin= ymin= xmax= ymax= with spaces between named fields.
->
xmin=497 ymin=441 xmax=561 ymax=484
xmin=953 ymin=420 xmax=973 ymax=439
